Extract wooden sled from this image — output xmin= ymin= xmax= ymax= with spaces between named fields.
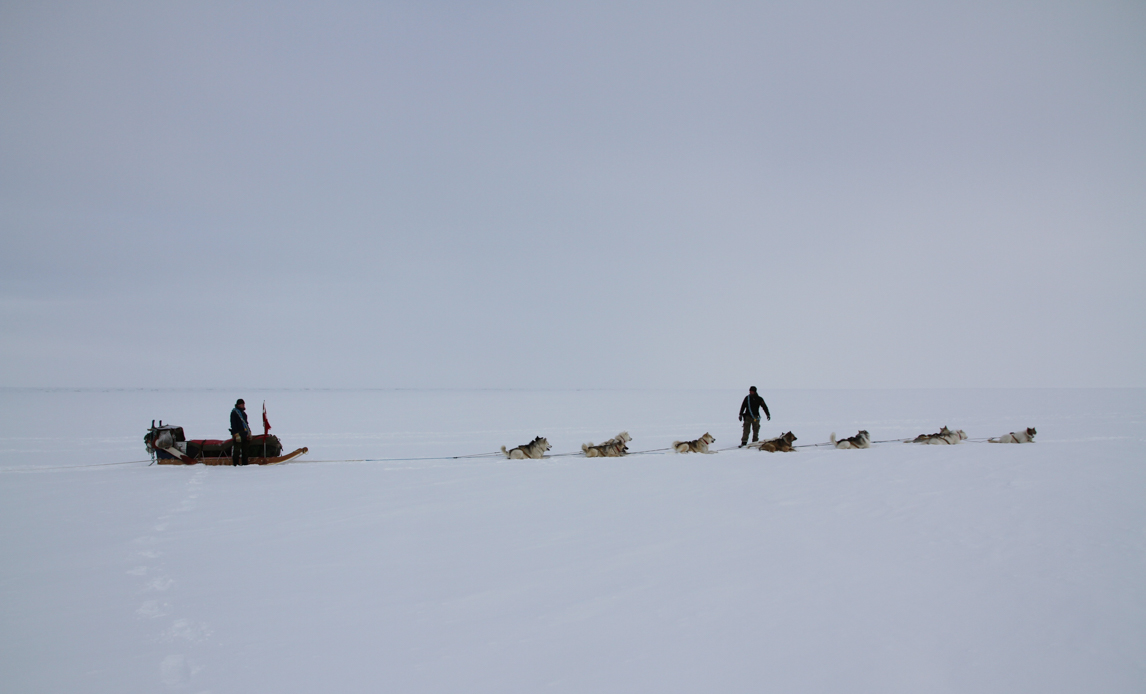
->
xmin=156 ymin=447 xmax=309 ymax=466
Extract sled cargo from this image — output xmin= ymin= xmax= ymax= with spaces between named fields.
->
xmin=145 ymin=423 xmax=308 ymax=465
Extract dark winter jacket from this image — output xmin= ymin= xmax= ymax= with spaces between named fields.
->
xmin=739 ymin=394 xmax=771 ymax=422
xmin=230 ymin=407 xmax=251 ymax=436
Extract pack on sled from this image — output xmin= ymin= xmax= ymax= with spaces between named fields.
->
xmin=144 ymin=421 xmax=308 ymax=466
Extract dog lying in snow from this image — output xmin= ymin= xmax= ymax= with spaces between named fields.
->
xmin=582 ymin=431 xmax=632 ymax=457
xmin=752 ymin=431 xmax=798 ymax=452
xmin=830 ymin=430 xmax=871 ymax=449
xmin=501 ymin=436 xmax=551 ymax=459
xmin=673 ymin=432 xmax=715 ymax=454
xmin=911 ymin=426 xmax=968 ymax=445
xmin=988 ymin=427 xmax=1036 ymax=443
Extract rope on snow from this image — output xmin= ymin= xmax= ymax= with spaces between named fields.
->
xmin=6 ymin=435 xmax=1013 ymax=474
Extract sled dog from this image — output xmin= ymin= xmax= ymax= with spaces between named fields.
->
xmin=830 ymin=430 xmax=871 ymax=449
xmin=673 ymin=432 xmax=715 ymax=454
xmin=582 ymin=431 xmax=632 ymax=458
xmin=911 ymin=426 xmax=968 ymax=445
xmin=988 ymin=427 xmax=1036 ymax=444
xmin=501 ymin=436 xmax=551 ymax=459
xmin=753 ymin=431 xmax=798 ymax=452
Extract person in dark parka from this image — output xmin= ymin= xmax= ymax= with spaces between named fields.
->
xmin=738 ymin=386 xmax=771 ymax=447
xmin=230 ymin=398 xmax=251 ymax=466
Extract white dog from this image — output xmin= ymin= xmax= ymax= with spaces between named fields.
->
xmin=830 ymin=430 xmax=871 ymax=449
xmin=673 ymin=432 xmax=715 ymax=454
xmin=501 ymin=436 xmax=551 ymax=459
xmin=583 ymin=431 xmax=632 ymax=457
xmin=988 ymin=427 xmax=1036 ymax=443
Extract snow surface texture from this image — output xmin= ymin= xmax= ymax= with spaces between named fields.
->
xmin=1 ymin=388 xmax=1144 ymax=693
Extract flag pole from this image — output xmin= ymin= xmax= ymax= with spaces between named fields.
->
xmin=261 ymin=401 xmax=273 ymax=460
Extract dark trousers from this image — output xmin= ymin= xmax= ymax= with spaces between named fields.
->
xmin=741 ymin=417 xmax=761 ymax=445
xmin=232 ymin=432 xmax=249 ymax=466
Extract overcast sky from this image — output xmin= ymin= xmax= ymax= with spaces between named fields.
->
xmin=1 ymin=1 xmax=1143 ymax=389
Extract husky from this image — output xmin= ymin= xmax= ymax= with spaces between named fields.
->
xmin=830 ymin=430 xmax=871 ymax=449
xmin=501 ymin=436 xmax=551 ymax=459
xmin=911 ymin=426 xmax=968 ymax=445
xmin=988 ymin=427 xmax=1036 ymax=444
xmin=582 ymin=431 xmax=632 ymax=458
xmin=673 ymin=432 xmax=715 ymax=454
xmin=753 ymin=431 xmax=798 ymax=452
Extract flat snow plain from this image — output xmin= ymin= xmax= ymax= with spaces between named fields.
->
xmin=1 ymin=388 xmax=1143 ymax=693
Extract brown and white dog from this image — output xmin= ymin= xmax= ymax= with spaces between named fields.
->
xmin=501 ymin=436 xmax=551 ymax=459
xmin=753 ymin=431 xmax=798 ymax=452
xmin=830 ymin=430 xmax=871 ymax=449
xmin=673 ymin=432 xmax=715 ymax=454
xmin=911 ymin=426 xmax=968 ymax=445
xmin=583 ymin=431 xmax=632 ymax=458
xmin=988 ymin=427 xmax=1036 ymax=443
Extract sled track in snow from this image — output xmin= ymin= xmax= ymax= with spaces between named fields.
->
xmin=1 ymin=437 xmax=1005 ymax=471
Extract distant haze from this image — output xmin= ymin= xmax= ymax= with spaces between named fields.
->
xmin=1 ymin=1 xmax=1143 ymax=388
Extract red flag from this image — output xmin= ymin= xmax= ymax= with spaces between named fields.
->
xmin=262 ymin=401 xmax=271 ymax=436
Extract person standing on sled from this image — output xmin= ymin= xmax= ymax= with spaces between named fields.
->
xmin=739 ymin=386 xmax=771 ymax=447
xmin=230 ymin=399 xmax=251 ymax=466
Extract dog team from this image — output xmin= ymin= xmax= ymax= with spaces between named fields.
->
xmin=501 ymin=387 xmax=1037 ymax=458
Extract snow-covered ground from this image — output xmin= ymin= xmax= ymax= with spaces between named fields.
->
xmin=1 ymin=388 xmax=1143 ymax=693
